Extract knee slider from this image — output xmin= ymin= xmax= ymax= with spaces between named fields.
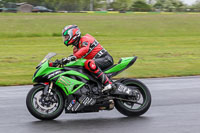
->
xmin=85 ymin=59 xmax=97 ymax=72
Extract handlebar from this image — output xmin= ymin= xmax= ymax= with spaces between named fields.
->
xmin=51 ymin=55 xmax=76 ymax=67
xmin=51 ymin=59 xmax=70 ymax=67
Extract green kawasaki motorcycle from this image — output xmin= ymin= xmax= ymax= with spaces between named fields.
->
xmin=26 ymin=53 xmax=151 ymax=120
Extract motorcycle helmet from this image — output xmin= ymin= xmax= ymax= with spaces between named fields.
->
xmin=62 ymin=25 xmax=81 ymax=47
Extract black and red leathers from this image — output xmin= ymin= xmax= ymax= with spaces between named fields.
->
xmin=73 ymin=34 xmax=113 ymax=87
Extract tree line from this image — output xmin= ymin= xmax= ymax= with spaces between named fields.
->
xmin=1 ymin=0 xmax=200 ymax=12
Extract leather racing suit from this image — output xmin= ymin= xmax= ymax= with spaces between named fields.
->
xmin=73 ymin=34 xmax=113 ymax=88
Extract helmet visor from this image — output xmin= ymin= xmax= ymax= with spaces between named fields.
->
xmin=63 ymin=34 xmax=70 ymax=41
xmin=63 ymin=34 xmax=71 ymax=46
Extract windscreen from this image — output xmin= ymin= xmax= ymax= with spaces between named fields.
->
xmin=36 ymin=53 xmax=57 ymax=69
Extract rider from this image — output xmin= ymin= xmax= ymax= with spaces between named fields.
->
xmin=62 ymin=25 xmax=114 ymax=92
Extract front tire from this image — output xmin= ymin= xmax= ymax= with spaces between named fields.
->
xmin=114 ymin=78 xmax=151 ymax=117
xmin=26 ymin=85 xmax=64 ymax=120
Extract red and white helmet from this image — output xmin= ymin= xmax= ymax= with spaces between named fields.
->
xmin=62 ymin=25 xmax=81 ymax=47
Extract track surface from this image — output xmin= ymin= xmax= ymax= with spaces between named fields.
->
xmin=0 ymin=76 xmax=200 ymax=133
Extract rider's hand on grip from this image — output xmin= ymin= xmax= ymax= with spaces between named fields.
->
xmin=68 ymin=55 xmax=77 ymax=61
xmin=62 ymin=57 xmax=70 ymax=64
xmin=53 ymin=59 xmax=62 ymax=67
xmin=62 ymin=55 xmax=77 ymax=64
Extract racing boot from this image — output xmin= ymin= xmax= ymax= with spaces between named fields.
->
xmin=95 ymin=70 xmax=113 ymax=92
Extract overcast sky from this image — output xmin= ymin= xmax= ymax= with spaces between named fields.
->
xmin=181 ymin=0 xmax=196 ymax=5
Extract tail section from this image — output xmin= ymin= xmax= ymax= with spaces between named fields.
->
xmin=104 ymin=56 xmax=137 ymax=77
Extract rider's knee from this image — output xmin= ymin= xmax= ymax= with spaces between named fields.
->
xmin=84 ymin=59 xmax=98 ymax=72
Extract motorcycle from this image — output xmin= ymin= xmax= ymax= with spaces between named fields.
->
xmin=26 ymin=53 xmax=151 ymax=120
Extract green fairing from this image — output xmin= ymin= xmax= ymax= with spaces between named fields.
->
xmin=50 ymin=70 xmax=89 ymax=80
xmin=32 ymin=61 xmax=63 ymax=82
xmin=56 ymin=76 xmax=85 ymax=95
xmin=33 ymin=53 xmax=135 ymax=97
xmin=32 ymin=59 xmax=90 ymax=96
xmin=33 ymin=59 xmax=89 ymax=82
xmin=105 ymin=57 xmax=135 ymax=74
xmin=64 ymin=58 xmax=86 ymax=67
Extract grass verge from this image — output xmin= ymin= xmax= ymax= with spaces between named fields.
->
xmin=0 ymin=13 xmax=200 ymax=85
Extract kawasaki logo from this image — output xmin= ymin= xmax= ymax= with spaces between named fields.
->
xmin=48 ymin=71 xmax=62 ymax=79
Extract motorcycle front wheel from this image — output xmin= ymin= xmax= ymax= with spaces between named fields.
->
xmin=114 ymin=78 xmax=151 ymax=117
xmin=26 ymin=85 xmax=64 ymax=120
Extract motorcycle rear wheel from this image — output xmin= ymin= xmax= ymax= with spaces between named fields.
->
xmin=114 ymin=78 xmax=151 ymax=117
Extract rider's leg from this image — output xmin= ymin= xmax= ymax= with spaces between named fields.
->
xmin=94 ymin=53 xmax=113 ymax=70
xmin=84 ymin=59 xmax=112 ymax=91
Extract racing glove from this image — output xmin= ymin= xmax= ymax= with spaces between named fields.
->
xmin=62 ymin=55 xmax=77 ymax=64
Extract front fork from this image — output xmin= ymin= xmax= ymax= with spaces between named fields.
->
xmin=43 ymin=82 xmax=53 ymax=96
xmin=42 ymin=82 xmax=57 ymax=103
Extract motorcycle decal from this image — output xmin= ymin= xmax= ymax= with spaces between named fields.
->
xmin=67 ymin=99 xmax=80 ymax=112
xmin=47 ymin=70 xmax=62 ymax=79
xmin=67 ymin=101 xmax=81 ymax=112
xmin=72 ymin=102 xmax=81 ymax=111
xmin=79 ymin=95 xmax=96 ymax=106
xmin=41 ymin=58 xmax=47 ymax=63
xmin=50 ymin=70 xmax=89 ymax=81
xmin=66 ymin=95 xmax=96 ymax=112
xmin=118 ymin=85 xmax=132 ymax=95
xmin=57 ymin=76 xmax=74 ymax=90
xmin=56 ymin=76 xmax=85 ymax=95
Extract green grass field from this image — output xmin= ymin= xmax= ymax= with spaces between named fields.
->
xmin=0 ymin=13 xmax=200 ymax=85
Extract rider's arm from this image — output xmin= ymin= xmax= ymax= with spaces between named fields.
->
xmin=73 ymin=42 xmax=90 ymax=59
xmin=73 ymin=46 xmax=78 ymax=54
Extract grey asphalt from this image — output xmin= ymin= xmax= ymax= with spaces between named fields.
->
xmin=0 ymin=76 xmax=200 ymax=133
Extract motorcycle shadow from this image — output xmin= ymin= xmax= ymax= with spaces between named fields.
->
xmin=30 ymin=116 xmax=151 ymax=131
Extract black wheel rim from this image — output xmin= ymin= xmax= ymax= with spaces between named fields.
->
xmin=31 ymin=87 xmax=61 ymax=115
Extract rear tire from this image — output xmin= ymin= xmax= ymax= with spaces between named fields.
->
xmin=114 ymin=78 xmax=151 ymax=117
xmin=26 ymin=85 xmax=64 ymax=120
